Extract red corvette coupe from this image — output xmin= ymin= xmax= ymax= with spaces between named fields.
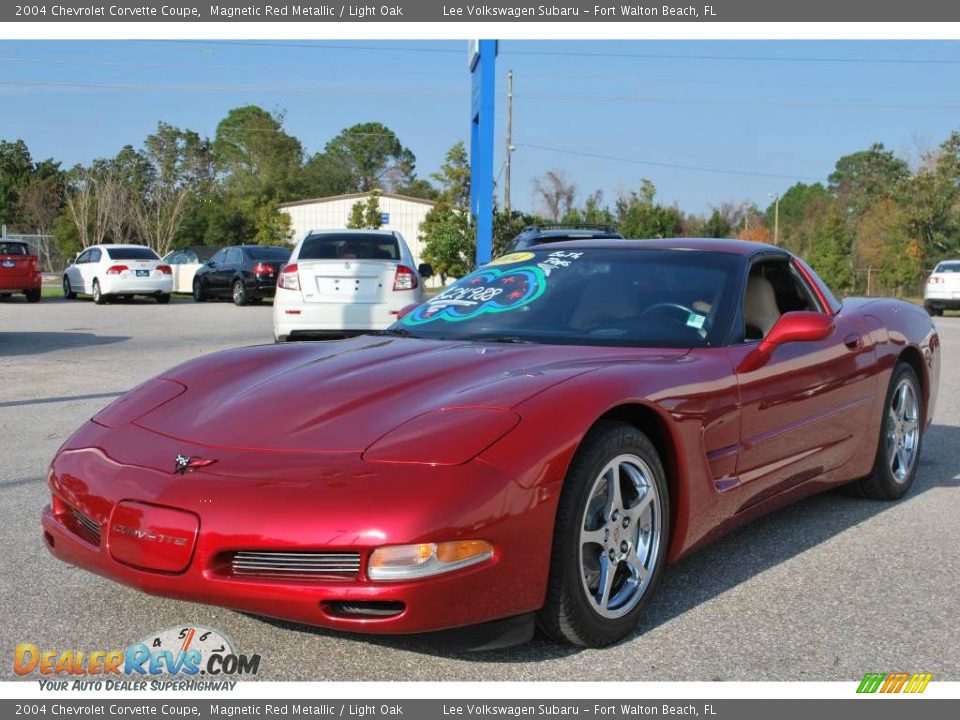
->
xmin=42 ymin=239 xmax=939 ymax=648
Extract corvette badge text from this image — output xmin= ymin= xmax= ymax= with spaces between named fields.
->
xmin=13 ymin=625 xmax=260 ymax=691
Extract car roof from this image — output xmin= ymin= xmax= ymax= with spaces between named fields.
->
xmin=527 ymin=237 xmax=787 ymax=256
xmin=305 ymin=229 xmax=396 ymax=236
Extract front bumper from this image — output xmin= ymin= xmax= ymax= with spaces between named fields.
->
xmin=42 ymin=421 xmax=557 ymax=635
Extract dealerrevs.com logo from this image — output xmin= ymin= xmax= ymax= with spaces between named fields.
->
xmin=14 ymin=626 xmax=260 ymax=691
xmin=857 ymin=672 xmax=933 ymax=694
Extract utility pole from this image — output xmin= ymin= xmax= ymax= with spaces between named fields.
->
xmin=504 ymin=69 xmax=514 ymax=214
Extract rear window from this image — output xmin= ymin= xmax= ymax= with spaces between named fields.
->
xmin=246 ymin=247 xmax=291 ymax=261
xmin=0 ymin=242 xmax=29 ymax=256
xmin=298 ymin=233 xmax=399 ymax=261
xmin=106 ymin=247 xmax=160 ymax=261
xmin=935 ymin=262 xmax=960 ymax=273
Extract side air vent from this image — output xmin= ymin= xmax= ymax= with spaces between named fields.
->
xmin=66 ymin=507 xmax=101 ymax=546
xmin=230 ymin=551 xmax=361 ymax=580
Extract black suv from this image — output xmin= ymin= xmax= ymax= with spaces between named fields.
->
xmin=503 ymin=223 xmax=624 ymax=254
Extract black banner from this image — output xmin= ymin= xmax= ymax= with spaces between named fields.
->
xmin=4 ymin=0 xmax=960 ymax=23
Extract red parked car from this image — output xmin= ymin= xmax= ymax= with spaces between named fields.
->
xmin=0 ymin=240 xmax=42 ymax=303
xmin=42 ymin=239 xmax=939 ymax=647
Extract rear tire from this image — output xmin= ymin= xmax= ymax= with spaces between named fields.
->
xmin=232 ymin=280 xmax=248 ymax=307
xmin=25 ymin=289 xmax=41 ymax=303
xmin=92 ymin=279 xmax=106 ymax=305
xmin=538 ymin=420 xmax=669 ymax=647
xmin=63 ymin=276 xmax=76 ymax=299
xmin=852 ymin=362 xmax=923 ymax=501
xmin=192 ymin=278 xmax=206 ymax=303
xmin=156 ymin=293 xmax=171 ymax=305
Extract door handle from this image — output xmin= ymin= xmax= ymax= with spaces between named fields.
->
xmin=844 ymin=334 xmax=863 ymax=351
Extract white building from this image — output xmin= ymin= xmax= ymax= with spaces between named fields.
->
xmin=278 ymin=191 xmax=436 ymax=268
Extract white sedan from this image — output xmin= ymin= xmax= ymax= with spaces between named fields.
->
xmin=924 ymin=259 xmax=960 ymax=316
xmin=273 ymin=230 xmax=432 ymax=341
xmin=63 ymin=244 xmax=173 ymax=304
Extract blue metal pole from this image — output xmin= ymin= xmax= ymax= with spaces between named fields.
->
xmin=470 ymin=40 xmax=497 ymax=265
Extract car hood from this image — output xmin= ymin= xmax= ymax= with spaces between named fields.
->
xmin=133 ymin=336 xmax=688 ymax=453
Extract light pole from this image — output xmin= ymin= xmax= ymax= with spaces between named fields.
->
xmin=769 ymin=192 xmax=780 ymax=246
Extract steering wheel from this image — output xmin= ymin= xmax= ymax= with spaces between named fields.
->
xmin=642 ymin=302 xmax=697 ymax=321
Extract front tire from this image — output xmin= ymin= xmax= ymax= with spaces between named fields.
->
xmin=852 ymin=362 xmax=923 ymax=500
xmin=63 ymin=276 xmax=76 ymax=299
xmin=192 ymin=278 xmax=206 ymax=302
xmin=92 ymin=279 xmax=106 ymax=305
xmin=538 ymin=420 xmax=670 ymax=647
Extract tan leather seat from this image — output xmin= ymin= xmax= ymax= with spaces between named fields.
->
xmin=744 ymin=275 xmax=781 ymax=337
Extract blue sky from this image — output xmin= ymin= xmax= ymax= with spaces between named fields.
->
xmin=2 ymin=39 xmax=960 ymax=215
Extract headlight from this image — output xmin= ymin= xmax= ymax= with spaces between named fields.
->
xmin=367 ymin=540 xmax=494 ymax=581
xmin=362 ymin=407 xmax=520 ymax=465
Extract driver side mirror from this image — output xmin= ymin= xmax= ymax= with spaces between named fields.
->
xmin=418 ymin=263 xmax=434 ymax=279
xmin=738 ymin=311 xmax=835 ymax=373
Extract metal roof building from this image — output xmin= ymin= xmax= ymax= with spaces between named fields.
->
xmin=278 ymin=191 xmax=437 ymax=268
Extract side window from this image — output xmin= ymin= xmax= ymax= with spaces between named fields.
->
xmin=75 ymin=250 xmax=90 ymax=264
xmin=225 ymin=248 xmax=242 ymax=265
xmin=209 ymin=250 xmax=226 ymax=266
xmin=89 ymin=248 xmax=102 ymax=263
xmin=742 ymin=259 xmax=818 ymax=342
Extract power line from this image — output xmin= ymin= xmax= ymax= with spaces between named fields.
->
xmin=515 ymin=91 xmax=960 ymax=112
xmin=518 ymin=142 xmax=823 ymax=182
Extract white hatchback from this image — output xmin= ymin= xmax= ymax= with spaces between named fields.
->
xmin=63 ymin=244 xmax=174 ymax=304
xmin=924 ymin=259 xmax=960 ymax=316
xmin=273 ymin=230 xmax=432 ymax=341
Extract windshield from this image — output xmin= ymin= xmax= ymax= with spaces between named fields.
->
xmin=106 ymin=247 xmax=160 ymax=261
xmin=395 ymin=248 xmax=741 ymax=347
xmin=298 ymin=233 xmax=400 ymax=261
xmin=247 ymin=246 xmax=291 ymax=261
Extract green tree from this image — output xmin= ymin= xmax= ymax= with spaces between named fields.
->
xmin=828 ymin=143 xmax=909 ymax=217
xmin=561 ymin=191 xmax=615 ymax=227
xmin=420 ymin=142 xmax=473 ymax=281
xmin=704 ymin=208 xmax=731 ymax=238
xmin=0 ymin=139 xmax=34 ymax=228
xmin=321 ymin=122 xmax=417 ymax=193
xmin=213 ymin=105 xmax=302 ymax=202
xmin=346 ymin=192 xmax=384 ymax=230
xmin=800 ymin=197 xmax=855 ymax=295
xmin=615 ymin=180 xmax=682 ymax=238
xmin=132 ymin=123 xmax=214 ymax=256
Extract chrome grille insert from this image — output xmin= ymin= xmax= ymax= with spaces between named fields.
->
xmin=231 ymin=551 xmax=361 ymax=580
xmin=68 ymin=507 xmax=101 ymax=546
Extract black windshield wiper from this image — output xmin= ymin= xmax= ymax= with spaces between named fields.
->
xmin=474 ymin=336 xmax=537 ymax=344
xmin=371 ymin=328 xmax=418 ymax=338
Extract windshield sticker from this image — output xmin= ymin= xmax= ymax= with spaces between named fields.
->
xmin=686 ymin=312 xmax=706 ymax=330
xmin=538 ymin=250 xmax=583 ymax=277
xmin=487 ymin=251 xmax=535 ymax=266
xmin=402 ymin=266 xmax=547 ymax=325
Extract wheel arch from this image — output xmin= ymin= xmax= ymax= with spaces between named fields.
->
xmin=897 ymin=345 xmax=929 ymax=425
xmin=588 ymin=402 xmax=685 ymax=561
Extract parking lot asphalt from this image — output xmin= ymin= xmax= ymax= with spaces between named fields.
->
xmin=1 ymin=295 xmax=958 ymax=682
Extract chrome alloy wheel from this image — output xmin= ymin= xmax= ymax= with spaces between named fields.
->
xmin=886 ymin=377 xmax=920 ymax=483
xmin=579 ymin=453 xmax=662 ymax=619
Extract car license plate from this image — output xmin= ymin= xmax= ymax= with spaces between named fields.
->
xmin=136 ymin=270 xmax=150 ymax=277
xmin=1 ymin=260 xmax=14 ymax=268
